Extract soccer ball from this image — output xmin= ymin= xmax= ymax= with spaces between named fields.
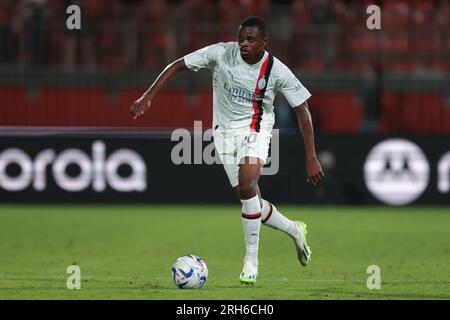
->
xmin=171 ymin=255 xmax=208 ymax=289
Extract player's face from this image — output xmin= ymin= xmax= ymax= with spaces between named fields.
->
xmin=238 ymin=26 xmax=267 ymax=64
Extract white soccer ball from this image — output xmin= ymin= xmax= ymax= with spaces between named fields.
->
xmin=171 ymin=255 xmax=208 ymax=289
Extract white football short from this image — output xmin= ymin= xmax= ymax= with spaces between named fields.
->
xmin=213 ymin=130 xmax=272 ymax=188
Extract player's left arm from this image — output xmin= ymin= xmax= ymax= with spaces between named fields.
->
xmin=294 ymin=101 xmax=325 ymax=186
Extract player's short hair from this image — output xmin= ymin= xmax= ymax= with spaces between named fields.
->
xmin=239 ymin=16 xmax=267 ymax=37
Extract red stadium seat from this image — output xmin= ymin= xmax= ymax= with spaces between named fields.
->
xmin=0 ymin=86 xmax=28 ymax=126
xmin=1 ymin=85 xmax=447 ymax=134
xmin=309 ymin=92 xmax=363 ymax=133
xmin=29 ymin=87 xmax=109 ymax=126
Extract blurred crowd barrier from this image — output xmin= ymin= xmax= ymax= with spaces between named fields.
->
xmin=1 ymin=85 xmax=449 ymax=134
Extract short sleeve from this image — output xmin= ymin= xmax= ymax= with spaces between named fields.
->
xmin=183 ymin=43 xmax=223 ymax=72
xmin=279 ymin=67 xmax=312 ymax=107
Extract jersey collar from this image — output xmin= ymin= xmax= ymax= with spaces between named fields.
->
xmin=236 ymin=43 xmax=268 ymax=68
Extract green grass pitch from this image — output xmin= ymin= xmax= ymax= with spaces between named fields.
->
xmin=0 ymin=204 xmax=449 ymax=300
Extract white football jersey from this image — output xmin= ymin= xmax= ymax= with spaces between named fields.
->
xmin=183 ymin=42 xmax=311 ymax=135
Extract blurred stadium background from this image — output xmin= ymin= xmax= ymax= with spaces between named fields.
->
xmin=0 ymin=0 xmax=449 ymax=300
xmin=0 ymin=0 xmax=448 ymax=205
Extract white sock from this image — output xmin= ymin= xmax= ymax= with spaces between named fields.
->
xmin=241 ymin=195 xmax=262 ymax=270
xmin=261 ymin=199 xmax=296 ymax=237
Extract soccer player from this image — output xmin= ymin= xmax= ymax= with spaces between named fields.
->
xmin=130 ymin=16 xmax=325 ymax=285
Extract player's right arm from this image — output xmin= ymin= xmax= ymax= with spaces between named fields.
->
xmin=130 ymin=43 xmax=224 ymax=119
xmin=130 ymin=43 xmax=223 ymax=119
xmin=130 ymin=58 xmax=188 ymax=119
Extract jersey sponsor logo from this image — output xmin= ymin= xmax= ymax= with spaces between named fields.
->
xmin=223 ymin=82 xmax=257 ymax=104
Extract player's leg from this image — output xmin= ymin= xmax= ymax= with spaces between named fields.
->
xmin=259 ymin=196 xmax=311 ymax=266
xmin=214 ymin=131 xmax=263 ymax=283
xmin=233 ymin=185 xmax=311 ymax=266
xmin=234 ymin=185 xmax=297 ymax=235
xmin=238 ymin=157 xmax=263 ymax=284
xmin=232 ymin=131 xmax=299 ymax=238
xmin=260 ymin=196 xmax=297 ymax=237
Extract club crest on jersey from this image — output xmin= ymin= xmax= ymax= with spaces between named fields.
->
xmin=257 ymin=76 xmax=266 ymax=90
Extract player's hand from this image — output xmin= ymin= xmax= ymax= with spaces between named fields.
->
xmin=130 ymin=97 xmax=151 ymax=119
xmin=306 ymin=157 xmax=324 ymax=186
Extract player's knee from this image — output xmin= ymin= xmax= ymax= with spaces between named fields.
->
xmin=233 ymin=186 xmax=241 ymax=201
xmin=238 ymin=181 xmax=257 ymax=199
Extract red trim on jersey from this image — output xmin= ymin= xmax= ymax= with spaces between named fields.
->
xmin=241 ymin=212 xmax=262 ymax=219
xmin=250 ymin=55 xmax=271 ymax=132
xmin=261 ymin=202 xmax=273 ymax=223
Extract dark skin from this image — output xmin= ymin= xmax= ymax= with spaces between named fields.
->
xmin=130 ymin=25 xmax=324 ymax=202
xmin=238 ymin=26 xmax=267 ymax=64
xmin=130 ymin=58 xmax=188 ymax=119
